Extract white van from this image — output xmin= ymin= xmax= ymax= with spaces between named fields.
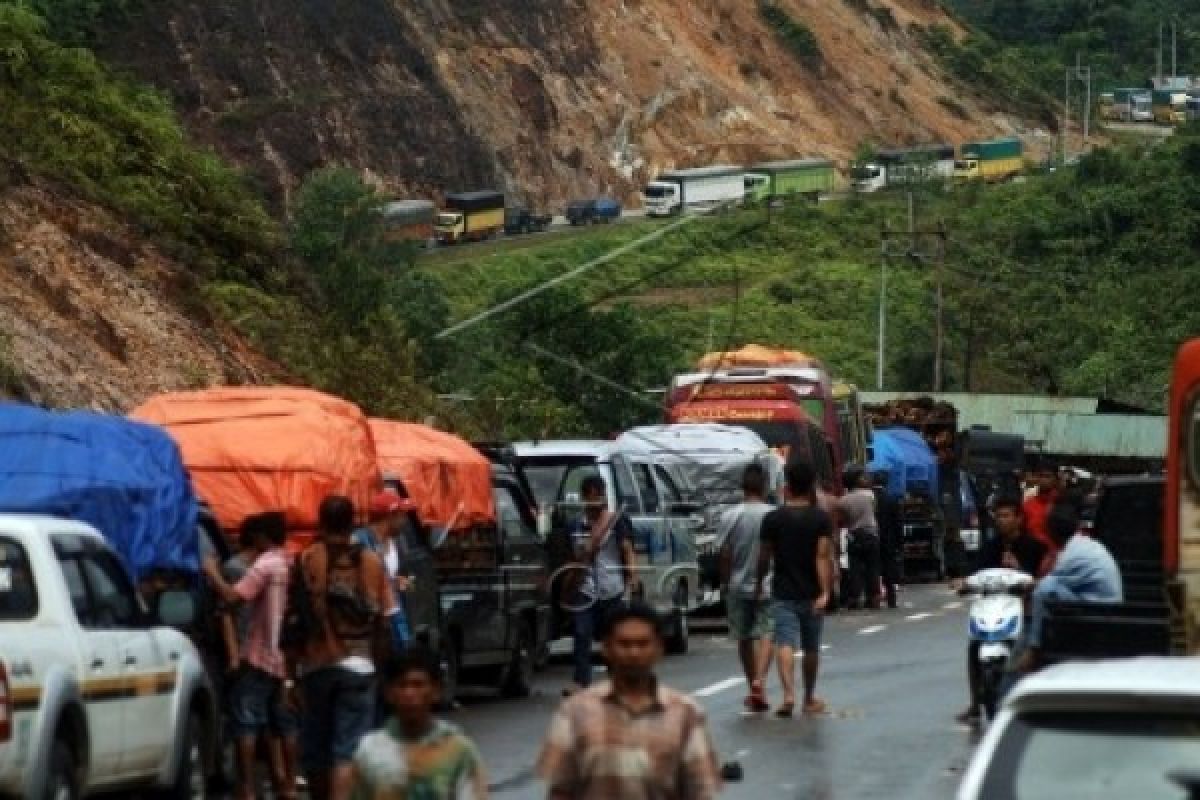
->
xmin=514 ymin=440 xmax=703 ymax=654
xmin=615 ymin=424 xmax=784 ymax=603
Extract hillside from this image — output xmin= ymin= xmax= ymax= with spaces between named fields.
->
xmin=99 ymin=0 xmax=1042 ymax=210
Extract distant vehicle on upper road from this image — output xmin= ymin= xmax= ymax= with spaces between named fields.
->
xmin=435 ymin=190 xmax=505 ymax=245
xmin=642 ymin=166 xmax=745 ymax=216
xmin=958 ymin=657 xmax=1200 ymax=800
xmin=565 ymin=197 xmax=622 ymax=225
xmin=1153 ymin=89 xmax=1189 ymax=125
xmin=744 ymin=158 xmax=835 ymax=204
xmin=504 ymin=207 xmax=553 ymax=235
xmin=1101 ymin=88 xmax=1154 ymax=123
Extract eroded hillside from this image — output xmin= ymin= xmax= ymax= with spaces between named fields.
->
xmin=103 ymin=0 xmax=1033 ymax=209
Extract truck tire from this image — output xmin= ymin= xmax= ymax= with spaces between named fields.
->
xmin=44 ymin=740 xmax=79 ymax=800
xmin=156 ymin=712 xmax=206 ymax=799
xmin=499 ymin=619 xmax=535 ymax=698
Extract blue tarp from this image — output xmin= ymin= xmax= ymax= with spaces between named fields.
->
xmin=0 ymin=404 xmax=199 ymax=579
xmin=868 ymin=427 xmax=939 ymax=500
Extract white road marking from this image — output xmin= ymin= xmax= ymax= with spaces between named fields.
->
xmin=858 ymin=625 xmax=887 ymax=635
xmin=794 ymin=645 xmax=833 ymax=659
xmin=692 ymin=676 xmax=745 ymax=698
xmin=906 ymin=612 xmax=936 ymax=621
xmin=943 ymin=601 xmax=963 ymax=610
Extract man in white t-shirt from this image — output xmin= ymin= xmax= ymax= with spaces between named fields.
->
xmin=716 ymin=463 xmax=776 ymax=712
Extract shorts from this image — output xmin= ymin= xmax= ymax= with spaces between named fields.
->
xmin=771 ymin=599 xmax=824 ymax=653
xmin=268 ymin=680 xmax=300 ymax=737
xmin=301 ymin=667 xmax=376 ymax=770
xmin=228 ymin=666 xmax=283 ymax=738
xmin=725 ymin=592 xmax=772 ymax=640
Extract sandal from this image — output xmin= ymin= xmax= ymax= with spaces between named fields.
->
xmin=744 ymin=682 xmax=770 ymax=713
xmin=803 ymin=698 xmax=829 ymax=715
xmin=775 ymin=703 xmax=795 ymax=718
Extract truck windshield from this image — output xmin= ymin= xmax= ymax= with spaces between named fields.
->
xmin=435 ymin=213 xmax=460 ymax=226
xmin=737 ymin=422 xmax=811 ymax=466
xmin=982 ymin=711 xmax=1200 ymax=799
xmin=850 ymin=166 xmax=879 ymax=180
xmin=643 ymin=186 xmax=675 ymax=199
xmin=0 ymin=537 xmax=37 ymax=620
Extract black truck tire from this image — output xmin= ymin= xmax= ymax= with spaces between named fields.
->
xmin=44 ymin=739 xmax=79 ymax=800
xmin=499 ymin=619 xmax=535 ymax=698
xmin=665 ymin=582 xmax=690 ymax=655
xmin=156 ymin=712 xmax=206 ymax=799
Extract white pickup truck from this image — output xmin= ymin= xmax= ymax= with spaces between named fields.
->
xmin=0 ymin=515 xmax=218 ymax=799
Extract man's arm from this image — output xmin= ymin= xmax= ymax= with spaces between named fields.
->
xmin=536 ymin=708 xmax=578 ymax=800
xmin=202 ymin=557 xmax=246 ymax=606
xmin=815 ymin=536 xmax=833 ymax=610
xmin=679 ymin=710 xmax=723 ymax=800
xmin=755 ymin=519 xmax=774 ymax=601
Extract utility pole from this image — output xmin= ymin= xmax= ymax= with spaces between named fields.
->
xmin=1063 ymin=67 xmax=1071 ymax=163
xmin=1075 ymin=53 xmax=1092 ymax=146
xmin=880 ymin=210 xmax=948 ymax=392
xmin=1173 ymin=20 xmax=1178 ymax=80
xmin=1158 ymin=22 xmax=1164 ymax=86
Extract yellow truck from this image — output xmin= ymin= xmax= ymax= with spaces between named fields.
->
xmin=953 ymin=138 xmax=1023 ymax=183
xmin=434 ymin=190 xmax=505 ymax=245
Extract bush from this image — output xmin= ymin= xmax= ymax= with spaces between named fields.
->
xmin=759 ymin=2 xmax=822 ymax=70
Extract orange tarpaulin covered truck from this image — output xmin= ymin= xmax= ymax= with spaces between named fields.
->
xmin=368 ymin=419 xmax=496 ymax=532
xmin=132 ymin=387 xmax=381 ymax=552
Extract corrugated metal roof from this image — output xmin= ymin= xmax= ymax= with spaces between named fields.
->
xmin=860 ymin=393 xmax=1098 ymax=433
xmin=1012 ymin=412 xmax=1166 ymax=458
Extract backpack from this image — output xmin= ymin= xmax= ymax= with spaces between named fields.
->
xmin=279 ymin=557 xmax=316 ymax=653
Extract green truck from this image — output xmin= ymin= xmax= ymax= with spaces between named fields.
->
xmin=744 ymin=158 xmax=835 ymax=203
xmin=953 ymin=137 xmax=1023 ymax=183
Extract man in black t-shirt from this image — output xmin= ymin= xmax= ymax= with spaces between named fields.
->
xmin=956 ymin=495 xmax=1047 ymax=724
xmin=757 ymin=462 xmax=834 ymax=717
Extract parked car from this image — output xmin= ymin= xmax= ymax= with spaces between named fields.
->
xmin=958 ymin=657 xmax=1200 ymax=799
xmin=0 ymin=516 xmax=218 ymax=799
xmin=515 ymin=440 xmax=703 ymax=654
xmin=565 ymin=197 xmax=621 ymax=225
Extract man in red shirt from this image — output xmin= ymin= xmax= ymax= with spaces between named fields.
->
xmin=1023 ymin=462 xmax=1061 ymax=553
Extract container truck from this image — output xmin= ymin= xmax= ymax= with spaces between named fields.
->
xmin=380 ymin=199 xmax=436 ymax=243
xmin=642 ymin=165 xmax=745 ymax=216
xmin=851 ymin=144 xmax=955 ymax=193
xmin=953 ymin=137 xmax=1023 ymax=183
xmin=1189 ymin=94 xmax=1200 ymax=122
xmin=1153 ymin=89 xmax=1189 ymax=125
xmin=744 ymin=158 xmax=835 ymax=203
xmin=434 ymin=190 xmax=505 ymax=245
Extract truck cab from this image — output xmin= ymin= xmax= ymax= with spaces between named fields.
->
xmin=851 ymin=164 xmax=885 ymax=193
xmin=641 ymin=182 xmax=680 ymax=216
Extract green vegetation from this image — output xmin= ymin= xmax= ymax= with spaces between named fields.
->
xmin=0 ymin=5 xmax=276 ymax=278
xmin=759 ymin=1 xmax=823 ymax=70
xmin=941 ymin=0 xmax=1198 ymax=98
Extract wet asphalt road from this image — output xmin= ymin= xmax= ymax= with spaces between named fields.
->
xmin=451 ymin=583 xmax=981 ymax=800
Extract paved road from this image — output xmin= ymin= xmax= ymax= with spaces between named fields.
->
xmin=452 ymin=584 xmax=980 ymax=799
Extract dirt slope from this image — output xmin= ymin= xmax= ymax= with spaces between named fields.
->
xmin=0 ymin=175 xmax=280 ymax=410
xmin=102 ymin=0 xmax=1032 ymax=210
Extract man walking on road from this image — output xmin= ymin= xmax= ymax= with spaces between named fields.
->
xmin=301 ymin=495 xmax=396 ymax=800
xmin=564 ymin=474 xmax=635 ymax=695
xmin=715 ymin=463 xmax=775 ymax=712
xmin=872 ymin=471 xmax=902 ymax=609
xmin=758 ymin=462 xmax=834 ymax=717
xmin=838 ymin=466 xmax=881 ymax=610
xmin=538 ymin=604 xmax=723 ymax=800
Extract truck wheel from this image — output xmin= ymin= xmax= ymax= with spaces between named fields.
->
xmin=500 ymin=619 xmax=535 ymax=698
xmin=44 ymin=740 xmax=79 ymax=800
xmin=157 ymin=712 xmax=206 ymax=799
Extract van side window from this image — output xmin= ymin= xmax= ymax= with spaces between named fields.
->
xmin=80 ymin=551 xmax=141 ymax=629
xmin=632 ymin=463 xmax=660 ymax=513
xmin=610 ymin=460 xmax=642 ymax=512
xmin=0 ymin=537 xmax=37 ymax=621
xmin=654 ymin=465 xmax=683 ymax=506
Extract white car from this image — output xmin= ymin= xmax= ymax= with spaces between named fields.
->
xmin=958 ymin=657 xmax=1200 ymax=800
xmin=0 ymin=515 xmax=217 ymax=799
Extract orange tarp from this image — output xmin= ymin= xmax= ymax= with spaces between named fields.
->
xmin=368 ymin=419 xmax=494 ymax=531
xmin=132 ymin=387 xmax=381 ymax=549
xmin=696 ymin=345 xmax=822 ymax=370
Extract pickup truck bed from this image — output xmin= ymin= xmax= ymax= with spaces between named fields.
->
xmin=1041 ymin=599 xmax=1171 ymax=661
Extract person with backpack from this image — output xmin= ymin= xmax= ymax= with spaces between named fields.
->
xmin=297 ymin=495 xmax=397 ymax=800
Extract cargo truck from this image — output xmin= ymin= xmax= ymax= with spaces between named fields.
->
xmin=434 ymin=190 xmax=505 ymax=245
xmin=851 ymin=144 xmax=955 ymax=193
xmin=1104 ymin=88 xmax=1154 ymax=123
xmin=953 ymin=138 xmax=1023 ymax=183
xmin=1153 ymin=89 xmax=1189 ymax=125
xmin=380 ymin=199 xmax=436 ymax=244
xmin=642 ymin=166 xmax=745 ymax=216
xmin=744 ymin=158 xmax=835 ymax=203
xmin=1189 ymin=94 xmax=1200 ymax=122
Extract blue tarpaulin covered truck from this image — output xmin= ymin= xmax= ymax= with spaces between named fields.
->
xmin=869 ymin=426 xmax=945 ymax=579
xmin=0 ymin=403 xmax=199 ymax=579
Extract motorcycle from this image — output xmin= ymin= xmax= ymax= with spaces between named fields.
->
xmin=960 ymin=567 xmax=1034 ymax=721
